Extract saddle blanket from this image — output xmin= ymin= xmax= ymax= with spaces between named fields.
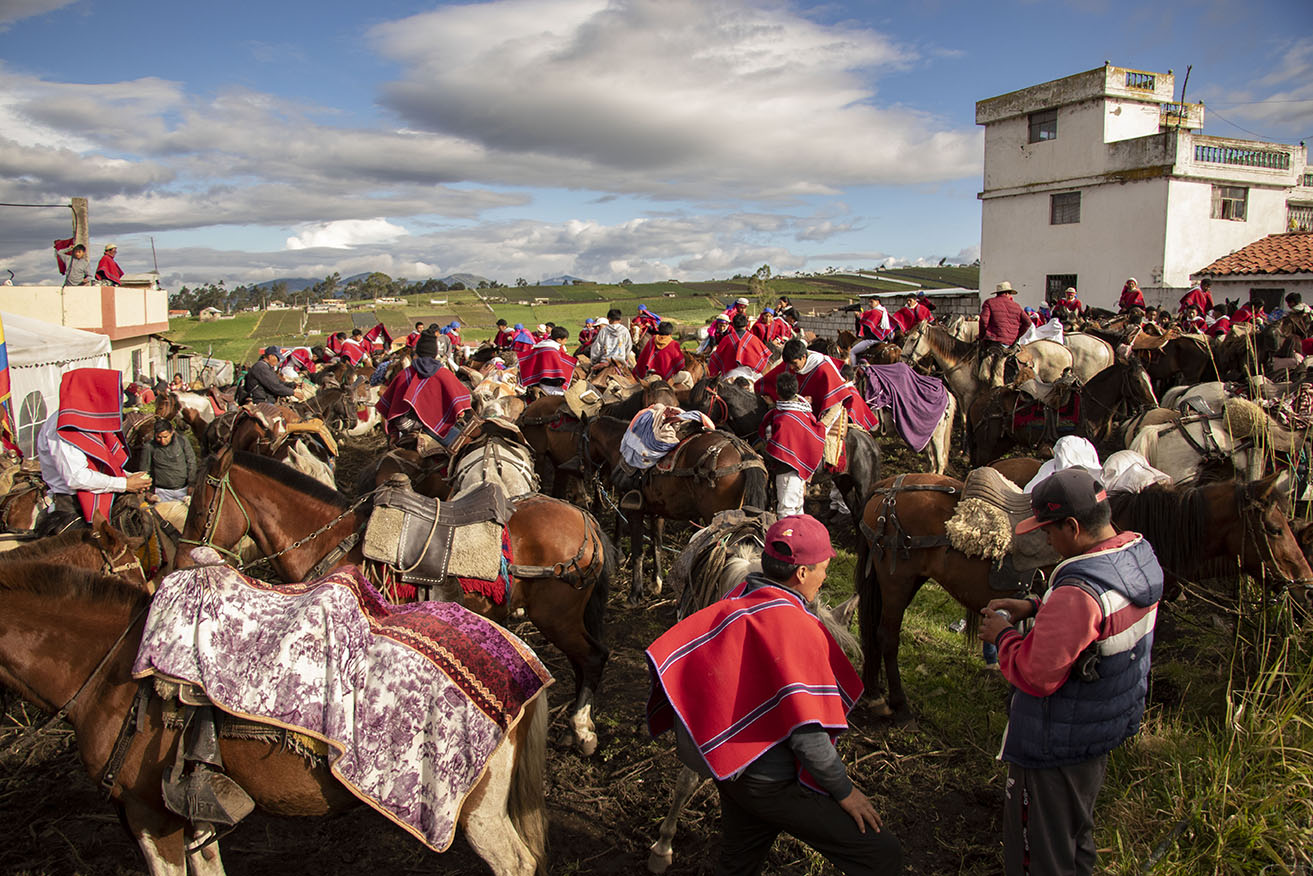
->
xmin=132 ymin=548 xmax=553 ymax=852
xmin=858 ymin=363 xmax=948 ymax=452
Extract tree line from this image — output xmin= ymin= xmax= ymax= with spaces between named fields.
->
xmin=169 ymin=272 xmax=511 ymax=315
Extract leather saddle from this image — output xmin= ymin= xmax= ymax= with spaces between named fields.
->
xmin=1016 ymin=371 xmax=1081 ymax=410
xmin=945 ymin=466 xmax=1060 ymax=574
xmin=363 ymin=474 xmax=512 ymax=587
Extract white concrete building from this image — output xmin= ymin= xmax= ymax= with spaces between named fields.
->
xmin=977 ymin=64 xmax=1312 ymax=310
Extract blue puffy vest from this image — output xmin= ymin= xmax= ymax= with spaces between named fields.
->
xmin=1001 ymin=536 xmax=1163 ymax=769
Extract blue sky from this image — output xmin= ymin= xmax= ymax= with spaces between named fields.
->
xmin=1 ymin=0 xmax=1310 ymax=288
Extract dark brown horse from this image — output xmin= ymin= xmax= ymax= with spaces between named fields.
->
xmin=178 ymin=449 xmax=616 ymax=755
xmin=857 ymin=472 xmax=1313 ymax=717
xmin=966 ymin=356 xmax=1158 ymax=464
xmin=0 ymin=560 xmax=548 ymax=875
xmin=0 ymin=515 xmax=151 ymax=588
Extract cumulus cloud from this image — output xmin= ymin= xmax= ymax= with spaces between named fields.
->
xmin=0 ymin=0 xmax=78 ymax=28
xmin=286 ymin=218 xmax=409 ymax=250
xmin=1198 ymin=37 xmax=1313 ymax=139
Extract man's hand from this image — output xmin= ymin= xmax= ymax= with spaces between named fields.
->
xmin=125 ymin=472 xmax=152 ymax=493
xmin=837 ymin=788 xmax=883 ymax=834
xmin=979 ymin=597 xmax=1031 ymax=645
xmin=986 ymin=597 xmax=1035 ymax=621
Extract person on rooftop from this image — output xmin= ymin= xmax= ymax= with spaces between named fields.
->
xmin=95 ymin=243 xmax=124 ymax=286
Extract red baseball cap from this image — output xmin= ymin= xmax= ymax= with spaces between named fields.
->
xmin=1015 ymin=469 xmax=1109 ymax=534
xmin=763 ymin=514 xmax=836 ymax=566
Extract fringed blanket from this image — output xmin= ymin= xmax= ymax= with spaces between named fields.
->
xmin=858 ymin=363 xmax=949 ymax=452
xmin=132 ymin=549 xmax=552 ymax=851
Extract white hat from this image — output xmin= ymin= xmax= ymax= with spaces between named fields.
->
xmin=735 ymin=297 xmax=749 ymax=306
xmin=994 ymin=281 xmax=1015 ymax=294
xmin=596 ymin=317 xmax=609 ymax=326
xmin=715 ymin=313 xmax=730 ymax=322
xmin=104 ymin=243 xmax=117 ymax=251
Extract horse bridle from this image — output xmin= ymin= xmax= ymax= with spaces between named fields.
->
xmin=1235 ymin=483 xmax=1313 ymax=595
xmin=180 ymin=469 xmax=375 ymax=575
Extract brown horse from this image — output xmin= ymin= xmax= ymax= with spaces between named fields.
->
xmin=857 ymin=472 xmax=1313 ymax=717
xmin=0 ymin=560 xmax=549 ymax=875
xmin=0 ymin=515 xmax=151 ymax=588
xmin=582 ymin=417 xmax=768 ymax=603
xmin=179 ymin=449 xmax=616 ymax=755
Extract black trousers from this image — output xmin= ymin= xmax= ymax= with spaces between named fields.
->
xmin=1003 ymin=755 xmax=1107 ymax=876
xmin=714 ymin=777 xmax=902 ymax=876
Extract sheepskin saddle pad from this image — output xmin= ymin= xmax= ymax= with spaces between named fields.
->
xmin=363 ymin=475 xmax=511 ymax=587
xmin=945 ymin=466 xmax=1060 ymax=572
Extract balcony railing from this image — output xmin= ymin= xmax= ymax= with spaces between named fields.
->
xmin=1290 ymin=205 xmax=1313 ymax=233
xmin=1125 ymin=71 xmax=1156 ymax=90
xmin=1160 ymin=101 xmax=1203 ymax=128
xmin=1194 ymin=143 xmax=1291 ymax=170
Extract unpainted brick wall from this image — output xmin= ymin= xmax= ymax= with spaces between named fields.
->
xmin=796 ymin=292 xmax=981 ymax=339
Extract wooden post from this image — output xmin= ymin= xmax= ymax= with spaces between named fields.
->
xmin=71 ymin=197 xmax=89 ymax=249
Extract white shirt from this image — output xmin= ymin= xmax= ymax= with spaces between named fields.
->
xmin=36 ymin=416 xmax=128 ymax=495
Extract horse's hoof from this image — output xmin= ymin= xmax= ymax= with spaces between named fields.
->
xmin=647 ymin=849 xmax=674 ymax=874
xmin=575 ymin=733 xmax=598 ymax=757
xmin=866 ymin=697 xmax=895 ymax=718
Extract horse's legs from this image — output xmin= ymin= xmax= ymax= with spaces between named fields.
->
xmin=527 ymin=587 xmax=606 ymax=756
xmin=651 ymin=516 xmax=665 ymax=596
xmin=121 ymin=803 xmax=189 ymax=876
xmin=881 ymin=577 xmax=924 ymax=718
xmin=647 ymin=766 xmax=706 ymax=874
xmin=628 ymin=513 xmax=647 ymax=606
xmin=187 ymin=841 xmax=227 ymax=876
xmin=461 ymin=736 xmax=538 ymax=876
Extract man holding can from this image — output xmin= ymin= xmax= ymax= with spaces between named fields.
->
xmin=979 ymin=469 xmax=1163 ymax=876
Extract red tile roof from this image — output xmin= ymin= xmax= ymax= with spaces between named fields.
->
xmin=1198 ymin=232 xmax=1313 ymax=276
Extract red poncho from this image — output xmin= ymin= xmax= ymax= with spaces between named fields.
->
xmin=338 ymin=339 xmax=366 ymax=365
xmin=1119 ymin=285 xmax=1145 ymax=310
xmin=758 ymin=354 xmax=878 ymax=431
xmin=1206 ymin=316 xmax=1231 ymax=336
xmin=95 ymin=254 xmax=123 ymax=285
xmin=518 ymin=341 xmax=577 ymax=388
xmin=857 ymin=307 xmax=892 ymax=340
xmin=1231 ymin=304 xmax=1264 ymax=324
xmin=759 ymin=402 xmax=826 ymax=477
xmin=646 ymin=581 xmax=861 ymax=784
xmin=493 ymin=328 xmax=515 ymax=348
xmin=376 ymin=365 xmax=471 ymax=439
xmin=576 ymin=327 xmax=598 ymax=349
xmin=405 ymin=331 xmax=423 ymax=348
xmin=708 ymin=328 xmax=771 ymax=377
xmin=890 ymin=306 xmax=918 ymax=333
xmin=1179 ymin=286 xmax=1214 ymax=315
xmin=633 ymin=311 xmax=660 ymax=334
xmin=364 ymin=322 xmax=393 ymax=351
xmin=56 ymin=368 xmax=128 ymax=522
xmin=633 ymin=336 xmax=686 ymax=380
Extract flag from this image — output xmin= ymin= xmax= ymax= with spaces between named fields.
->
xmin=0 ymin=314 xmax=18 ymax=456
xmin=53 ymin=236 xmax=75 ymax=273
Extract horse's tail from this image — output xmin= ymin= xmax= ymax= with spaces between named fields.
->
xmin=508 ymin=691 xmax=550 ymax=875
xmin=723 ymin=433 xmax=767 ymax=512
xmin=583 ymin=512 xmax=615 ymax=650
xmin=857 ymin=527 xmax=883 ymax=693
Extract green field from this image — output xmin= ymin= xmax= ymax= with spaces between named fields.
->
xmin=164 ymin=268 xmax=978 ymax=357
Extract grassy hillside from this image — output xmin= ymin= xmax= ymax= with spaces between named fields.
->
xmin=164 ymin=268 xmax=978 ymax=357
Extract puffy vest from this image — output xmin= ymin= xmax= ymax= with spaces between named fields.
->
xmin=1001 ymin=536 xmax=1163 ymax=769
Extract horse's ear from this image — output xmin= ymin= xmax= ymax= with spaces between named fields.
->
xmin=1251 ymin=471 xmax=1283 ymax=500
xmin=90 ymin=511 xmax=108 ymax=537
xmin=216 ymin=445 xmax=235 ymax=474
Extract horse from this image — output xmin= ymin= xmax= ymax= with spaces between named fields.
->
xmin=857 ymin=472 xmax=1313 ymax=717
xmin=966 ymin=356 xmax=1159 ymax=464
xmin=581 ymin=417 xmax=768 ymax=604
xmin=0 ymin=515 xmax=151 ymax=588
xmin=291 ymin=385 xmax=357 ymax=434
xmin=0 ymin=560 xmax=549 ymax=876
xmin=178 ymin=448 xmax=616 ymax=755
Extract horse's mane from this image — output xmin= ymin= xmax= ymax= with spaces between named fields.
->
xmin=232 ymin=451 xmax=348 ymax=508
xmin=0 ymin=560 xmax=146 ymax=608
xmin=925 ymin=324 xmax=976 ymax=363
xmin=1 ymin=528 xmax=94 ymax=561
xmin=1107 ymin=484 xmax=1205 ymax=574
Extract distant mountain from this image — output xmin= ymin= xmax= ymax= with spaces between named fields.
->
xmin=439 ymin=272 xmax=490 ymax=288
xmin=539 ymin=275 xmax=588 ymax=286
xmin=253 ymin=277 xmax=318 ymax=292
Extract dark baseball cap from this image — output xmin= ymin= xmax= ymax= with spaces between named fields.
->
xmin=763 ymin=514 xmax=836 ymax=566
xmin=1015 ymin=469 xmax=1109 ymax=534
xmin=263 ymin=345 xmax=281 ymax=358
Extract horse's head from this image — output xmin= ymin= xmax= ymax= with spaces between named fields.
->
xmin=88 ymin=513 xmax=151 ymax=590
xmin=901 ymin=322 xmax=930 ymax=365
xmin=1231 ymin=474 xmax=1313 ymax=609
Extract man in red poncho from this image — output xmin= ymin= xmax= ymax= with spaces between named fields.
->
xmin=889 ymin=294 xmax=928 ymax=334
xmin=646 ymin=514 xmax=902 ymax=876
xmin=518 ymin=325 xmax=577 ymax=396
xmin=751 ymin=308 xmax=793 ymax=346
xmin=757 ymin=339 xmax=879 ymax=433
xmin=708 ymin=314 xmax=771 ymax=382
xmin=1051 ymin=287 xmax=1083 ymax=324
xmin=404 ymin=321 xmax=425 ymax=348
xmin=1231 ymin=296 xmax=1266 ymax=325
xmin=760 ymin=372 xmax=826 ymax=518
xmin=492 ymin=319 xmax=515 ymax=350
xmin=1118 ymin=279 xmax=1145 ymax=312
xmin=363 ymin=322 xmax=393 ymax=353
xmin=95 ymin=243 xmax=124 ymax=285
xmin=1178 ymin=278 xmax=1214 ymax=315
xmin=35 ymin=368 xmax=151 ymax=536
xmin=633 ymin=304 xmax=661 ymax=338
xmin=376 ymin=330 xmax=472 ymax=448
xmin=633 ymin=322 xmax=686 ymax=381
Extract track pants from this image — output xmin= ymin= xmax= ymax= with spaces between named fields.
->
xmin=1003 ymin=755 xmax=1107 ymax=876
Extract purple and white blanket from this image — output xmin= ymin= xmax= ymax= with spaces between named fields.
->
xmin=859 ymin=363 xmax=950 ymax=452
xmin=132 ymin=548 xmax=553 ymax=851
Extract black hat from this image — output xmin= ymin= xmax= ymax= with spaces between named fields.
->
xmin=1015 ymin=469 xmax=1108 ymax=534
xmin=415 ymin=330 xmax=438 ymax=359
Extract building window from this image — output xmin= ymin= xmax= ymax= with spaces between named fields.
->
xmin=1303 ymin=171 xmax=1313 ymax=187
xmin=1050 ymin=191 xmax=1081 ymax=225
xmin=1289 ymin=204 xmax=1313 ymax=232
xmin=1029 ymin=109 xmax=1057 ymax=143
xmin=1251 ymin=289 xmax=1285 ymax=312
xmin=16 ymin=391 xmax=47 ymax=459
xmin=1211 ymin=185 xmax=1248 ymax=221
xmin=1046 ymin=274 xmax=1078 ymax=302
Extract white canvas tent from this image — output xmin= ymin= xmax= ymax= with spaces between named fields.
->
xmin=2 ymin=311 xmax=112 ymax=457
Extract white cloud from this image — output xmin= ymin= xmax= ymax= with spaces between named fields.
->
xmin=0 ymin=0 xmax=78 ymax=28
xmin=286 ymin=218 xmax=410 ymax=250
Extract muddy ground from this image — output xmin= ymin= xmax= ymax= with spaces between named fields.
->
xmin=0 ymin=434 xmax=1015 ymax=876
